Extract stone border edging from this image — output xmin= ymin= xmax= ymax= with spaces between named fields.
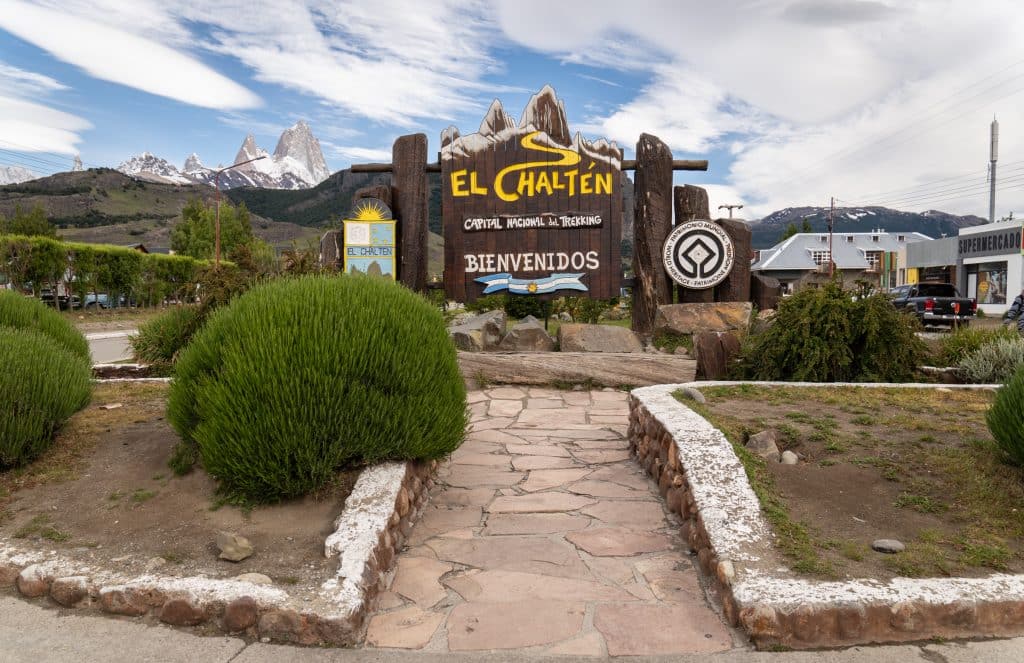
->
xmin=629 ymin=380 xmax=1023 ymax=650
xmin=0 ymin=459 xmax=436 ymax=646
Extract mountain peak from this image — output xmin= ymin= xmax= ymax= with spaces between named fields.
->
xmin=0 ymin=165 xmax=36 ymax=185
xmin=479 ymin=99 xmax=514 ymax=137
xmin=519 ymin=85 xmax=570 ymax=146
xmin=183 ymin=152 xmax=204 ymax=173
xmin=273 ymin=120 xmax=330 ymax=184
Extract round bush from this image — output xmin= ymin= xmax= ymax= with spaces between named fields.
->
xmin=986 ymin=363 xmax=1024 ymax=466
xmin=168 ymin=275 xmax=468 ymax=502
xmin=0 ymin=328 xmax=92 ymax=468
xmin=958 ymin=336 xmax=1024 ymax=384
xmin=131 ymin=306 xmax=200 ymax=365
xmin=0 ymin=290 xmax=89 ymax=360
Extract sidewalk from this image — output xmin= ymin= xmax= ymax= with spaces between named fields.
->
xmin=364 ymin=386 xmax=733 ymax=656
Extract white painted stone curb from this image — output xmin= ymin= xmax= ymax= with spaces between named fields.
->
xmin=632 ymin=380 xmax=1020 ymax=613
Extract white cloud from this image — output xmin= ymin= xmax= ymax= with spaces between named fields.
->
xmin=0 ymin=0 xmax=260 ymax=110
xmin=323 ymin=143 xmax=392 ymax=162
xmin=0 ymin=62 xmax=90 ymax=155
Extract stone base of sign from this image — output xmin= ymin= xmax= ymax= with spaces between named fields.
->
xmin=629 ymin=382 xmax=1024 ymax=650
xmin=557 ymin=323 xmax=644 ymax=353
xmin=654 ymin=303 xmax=752 ymax=336
xmin=458 ymin=351 xmax=695 ymax=387
xmin=0 ymin=460 xmax=436 ymax=646
xmin=92 ymin=363 xmax=163 ymax=380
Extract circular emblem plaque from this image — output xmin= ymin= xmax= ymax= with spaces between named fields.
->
xmin=662 ymin=220 xmax=735 ymax=289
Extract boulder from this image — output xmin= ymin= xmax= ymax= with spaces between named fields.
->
xmin=693 ymin=331 xmax=742 ymax=380
xmin=745 ymin=430 xmax=780 ymax=461
xmin=498 ymin=316 xmax=555 ymax=352
xmin=780 ymin=450 xmax=799 ymax=465
xmin=751 ymin=274 xmax=782 ymax=311
xmin=654 ymin=303 xmax=752 ymax=336
xmin=449 ymin=310 xmax=506 ymax=351
xmin=558 ymin=324 xmax=644 ymax=353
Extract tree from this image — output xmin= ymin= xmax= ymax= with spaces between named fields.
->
xmin=801 ymin=217 xmax=813 ymax=233
xmin=781 ymin=222 xmax=800 ymax=240
xmin=170 ymin=198 xmax=254 ymax=260
xmin=0 ymin=204 xmax=56 ymax=238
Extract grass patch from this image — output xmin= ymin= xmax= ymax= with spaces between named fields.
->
xmin=131 ymin=488 xmax=157 ymax=503
xmin=13 ymin=514 xmax=70 ymax=542
xmin=893 ymin=492 xmax=947 ymax=514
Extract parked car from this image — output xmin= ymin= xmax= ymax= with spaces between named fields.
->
xmin=81 ymin=293 xmax=110 ymax=309
xmin=889 ymin=282 xmax=975 ymax=328
xmin=39 ymin=289 xmax=79 ymax=310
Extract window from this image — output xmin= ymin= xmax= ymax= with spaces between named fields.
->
xmin=897 ymin=234 xmax=906 ymax=242
xmin=966 ymin=262 xmax=1007 ymax=305
xmin=864 ymin=251 xmax=881 ymax=269
xmin=819 ymin=235 xmax=828 ymax=243
xmin=872 ymin=235 xmax=880 ymax=242
xmin=809 ymin=249 xmax=831 ymax=265
xmin=846 ymin=235 xmax=854 ymax=242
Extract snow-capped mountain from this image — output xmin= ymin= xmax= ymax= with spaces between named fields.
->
xmin=0 ymin=165 xmax=36 ymax=185
xmin=117 ymin=121 xmax=331 ymax=190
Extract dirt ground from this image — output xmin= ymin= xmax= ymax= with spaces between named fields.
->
xmin=689 ymin=385 xmax=1024 ymax=581
xmin=0 ymin=383 xmax=355 ymax=592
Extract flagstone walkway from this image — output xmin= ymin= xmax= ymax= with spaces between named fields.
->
xmin=364 ymin=386 xmax=737 ymax=656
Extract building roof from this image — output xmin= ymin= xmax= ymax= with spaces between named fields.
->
xmin=752 ymin=231 xmax=932 ymax=271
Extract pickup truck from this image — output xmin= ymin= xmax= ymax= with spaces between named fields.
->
xmin=889 ymin=282 xmax=976 ymax=328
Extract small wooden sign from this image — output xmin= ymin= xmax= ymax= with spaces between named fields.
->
xmin=442 ymin=85 xmax=622 ymax=301
xmin=343 ymin=198 xmax=396 ymax=279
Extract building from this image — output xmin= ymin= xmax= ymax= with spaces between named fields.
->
xmin=953 ymin=219 xmax=1023 ymax=314
xmin=751 ymin=231 xmax=931 ymax=294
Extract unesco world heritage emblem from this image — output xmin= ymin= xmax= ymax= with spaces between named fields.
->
xmin=662 ymin=220 xmax=735 ymax=289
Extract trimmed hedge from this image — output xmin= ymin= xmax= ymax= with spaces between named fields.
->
xmin=0 ymin=289 xmax=90 ymax=360
xmin=168 ymin=274 xmax=468 ymax=502
xmin=0 ymin=328 xmax=91 ymax=468
xmin=130 ymin=306 xmax=201 ymax=366
xmin=958 ymin=336 xmax=1024 ymax=384
xmin=986 ymin=364 xmax=1024 ymax=466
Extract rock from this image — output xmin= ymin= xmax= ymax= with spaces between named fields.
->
xmin=749 ymin=309 xmax=776 ymax=336
xmin=450 ymin=310 xmax=506 ymax=351
xmin=216 ymin=532 xmax=254 ymax=562
xmin=694 ymin=331 xmax=741 ymax=380
xmin=235 ymin=573 xmax=273 ymax=585
xmin=780 ymin=450 xmax=799 ymax=465
xmin=871 ymin=539 xmax=905 ymax=554
xmin=558 ymin=324 xmax=643 ymax=353
xmin=676 ymin=386 xmax=706 ymax=404
xmin=159 ymin=598 xmax=207 ymax=626
xmin=16 ymin=565 xmax=50 ymax=598
xmin=50 ymin=576 xmax=90 ymax=607
xmin=224 ymin=596 xmax=259 ymax=631
xmin=673 ymin=346 xmax=690 ymax=357
xmin=745 ymin=430 xmax=780 ymax=461
xmin=145 ymin=557 xmax=168 ymax=571
xmin=498 ymin=316 xmax=555 ymax=351
xmin=654 ymin=303 xmax=753 ymax=336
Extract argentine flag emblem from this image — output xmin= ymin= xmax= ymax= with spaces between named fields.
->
xmin=475 ymin=273 xmax=588 ymax=295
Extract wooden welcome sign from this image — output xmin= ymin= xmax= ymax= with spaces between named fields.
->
xmin=442 ymin=85 xmax=622 ymax=301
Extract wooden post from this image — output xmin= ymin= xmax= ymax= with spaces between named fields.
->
xmin=674 ymin=185 xmax=714 ymax=304
xmin=392 ymin=134 xmax=428 ymax=292
xmin=632 ymin=134 xmax=674 ymax=336
xmin=714 ymin=218 xmax=752 ymax=302
xmin=353 ymin=184 xmax=392 ymax=208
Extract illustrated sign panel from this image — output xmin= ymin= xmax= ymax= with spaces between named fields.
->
xmin=344 ymin=198 xmax=396 ymax=279
xmin=442 ymin=85 xmax=622 ymax=301
xmin=663 ymin=220 xmax=735 ymax=290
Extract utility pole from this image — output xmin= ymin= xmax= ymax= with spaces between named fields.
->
xmin=717 ymin=204 xmax=743 ymax=219
xmin=989 ymin=117 xmax=998 ymax=223
xmin=214 ymin=155 xmax=266 ymax=267
xmin=828 ymin=196 xmax=835 ymax=277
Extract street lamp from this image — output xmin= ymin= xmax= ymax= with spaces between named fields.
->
xmin=718 ymin=204 xmax=743 ymax=219
xmin=214 ymin=155 xmax=266 ymax=267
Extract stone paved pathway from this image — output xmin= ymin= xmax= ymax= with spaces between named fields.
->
xmin=364 ymin=386 xmax=736 ymax=656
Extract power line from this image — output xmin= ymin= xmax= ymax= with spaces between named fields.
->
xmin=850 ymin=170 xmax=1024 ymax=208
xmin=844 ymin=178 xmax=1024 ymax=211
xmin=846 ymin=160 xmax=1024 ymax=201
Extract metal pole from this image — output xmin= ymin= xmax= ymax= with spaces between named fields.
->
xmin=828 ymin=197 xmax=835 ymax=277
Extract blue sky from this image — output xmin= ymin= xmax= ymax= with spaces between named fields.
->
xmin=2 ymin=0 xmax=1023 ymax=219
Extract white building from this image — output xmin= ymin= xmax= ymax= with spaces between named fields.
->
xmin=954 ymin=219 xmax=1023 ymax=315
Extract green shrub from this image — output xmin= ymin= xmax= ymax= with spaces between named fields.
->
xmin=0 ymin=290 xmax=89 ymax=360
xmin=130 ymin=306 xmax=200 ymax=365
xmin=168 ymin=275 xmax=468 ymax=502
xmin=937 ymin=325 xmax=1019 ymax=366
xmin=986 ymin=364 xmax=1024 ymax=466
xmin=959 ymin=336 xmax=1024 ymax=384
xmin=733 ymin=281 xmax=926 ymax=382
xmin=0 ymin=328 xmax=91 ymax=468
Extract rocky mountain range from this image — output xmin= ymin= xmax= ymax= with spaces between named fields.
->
xmin=118 ymin=121 xmax=330 ymax=190
xmin=750 ymin=205 xmax=988 ymax=248
xmin=0 ymin=165 xmax=37 ymax=186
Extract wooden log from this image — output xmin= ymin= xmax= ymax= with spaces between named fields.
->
xmin=714 ymin=218 xmax=752 ymax=303
xmin=458 ymin=352 xmax=696 ymax=387
xmin=675 ymin=185 xmax=714 ymax=304
xmin=632 ymin=134 xmax=674 ymax=337
xmin=350 ymin=160 xmax=708 ymax=174
xmin=353 ymin=184 xmax=392 ymax=209
xmin=392 ymin=134 xmax=429 ymax=292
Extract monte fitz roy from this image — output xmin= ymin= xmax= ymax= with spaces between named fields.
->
xmin=118 ymin=120 xmax=330 ymax=190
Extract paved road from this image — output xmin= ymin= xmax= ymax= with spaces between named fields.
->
xmin=86 ymin=330 xmax=136 ymax=364
xmin=2 ymin=596 xmax=1022 ymax=662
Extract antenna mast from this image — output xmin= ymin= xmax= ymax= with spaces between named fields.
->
xmin=990 ymin=117 xmax=999 ymax=223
